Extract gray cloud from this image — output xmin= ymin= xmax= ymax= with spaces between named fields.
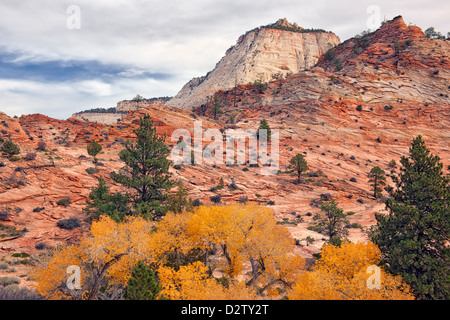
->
xmin=0 ymin=0 xmax=448 ymax=118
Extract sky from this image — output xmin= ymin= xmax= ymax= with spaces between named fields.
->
xmin=0 ymin=0 xmax=448 ymax=119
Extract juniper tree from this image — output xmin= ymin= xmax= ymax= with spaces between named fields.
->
xmin=369 ymin=136 xmax=450 ymax=300
xmin=111 ymin=114 xmax=174 ymax=220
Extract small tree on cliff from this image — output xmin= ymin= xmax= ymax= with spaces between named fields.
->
xmin=368 ymin=166 xmax=386 ymax=199
xmin=258 ymin=119 xmax=271 ymax=140
xmin=288 ymin=153 xmax=308 ymax=183
xmin=210 ymin=93 xmax=223 ymax=120
xmin=111 ymin=114 xmax=174 ymax=220
xmin=312 ymin=199 xmax=349 ymax=246
xmin=87 ymin=140 xmax=102 ymax=163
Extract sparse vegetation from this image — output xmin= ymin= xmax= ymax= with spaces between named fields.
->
xmin=36 ymin=140 xmax=46 ymax=151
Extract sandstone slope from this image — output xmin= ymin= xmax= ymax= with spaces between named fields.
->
xmin=169 ymin=18 xmax=340 ymax=110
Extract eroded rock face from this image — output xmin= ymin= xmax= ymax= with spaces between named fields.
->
xmin=168 ymin=21 xmax=340 ymax=110
xmin=71 ymin=113 xmax=125 ymax=125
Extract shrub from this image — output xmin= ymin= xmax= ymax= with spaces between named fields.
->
xmin=56 ymin=217 xmax=81 ymax=230
xmin=36 ymin=140 xmax=46 ymax=151
xmin=1 ymin=140 xmax=20 ymax=158
xmin=56 ymin=197 xmax=71 ymax=207
xmin=320 ymin=193 xmax=332 ymax=201
xmin=24 ymin=152 xmax=37 ymax=161
xmin=86 ymin=167 xmax=99 ymax=175
xmin=0 ymin=276 xmax=20 ymax=287
xmin=349 ymin=177 xmax=357 ymax=182
xmin=0 ymin=209 xmax=9 ymax=221
xmin=238 ymin=195 xmax=248 ymax=204
xmin=325 ymin=48 xmax=336 ymax=61
xmin=35 ymin=242 xmax=47 ymax=250
xmin=388 ymin=160 xmax=397 ymax=168
xmin=210 ymin=194 xmax=221 ymax=204
xmin=0 ymin=285 xmax=43 ymax=300
xmin=33 ymin=207 xmax=45 ymax=213
xmin=252 ymin=80 xmax=268 ymax=93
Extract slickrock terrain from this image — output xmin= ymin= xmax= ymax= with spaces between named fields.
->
xmin=0 ymin=16 xmax=449 ymax=288
xmin=169 ymin=18 xmax=340 ymax=110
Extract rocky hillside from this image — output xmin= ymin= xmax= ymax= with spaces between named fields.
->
xmin=0 ymin=16 xmax=449 ymax=289
xmin=169 ymin=18 xmax=340 ymax=110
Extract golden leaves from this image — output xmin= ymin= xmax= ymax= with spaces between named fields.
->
xmin=158 ymin=261 xmax=257 ymax=300
xmin=288 ymin=242 xmax=415 ymax=300
xmin=31 ymin=215 xmax=154 ymax=299
xmin=32 ymin=204 xmax=414 ymax=301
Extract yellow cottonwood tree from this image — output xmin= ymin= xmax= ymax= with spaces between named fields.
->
xmin=187 ymin=203 xmax=305 ymax=295
xmin=32 ymin=215 xmax=154 ymax=300
xmin=149 ymin=211 xmax=204 ymax=269
xmin=288 ymin=242 xmax=415 ymax=300
xmin=158 ymin=261 xmax=257 ymax=300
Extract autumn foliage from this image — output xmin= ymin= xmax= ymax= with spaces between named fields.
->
xmin=288 ymin=242 xmax=415 ymax=300
xmin=32 ymin=203 xmax=414 ymax=300
xmin=31 ymin=215 xmax=154 ymax=300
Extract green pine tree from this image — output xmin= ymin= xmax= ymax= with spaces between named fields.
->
xmin=368 ymin=166 xmax=387 ymax=198
xmin=167 ymin=180 xmax=193 ymax=214
xmin=312 ymin=199 xmax=349 ymax=246
xmin=111 ymin=114 xmax=174 ymax=220
xmin=211 ymin=93 xmax=223 ymax=120
xmin=124 ymin=261 xmax=164 ymax=300
xmin=258 ymin=119 xmax=271 ymax=140
xmin=84 ymin=177 xmax=131 ymax=222
xmin=288 ymin=153 xmax=308 ymax=183
xmin=369 ymin=136 xmax=450 ymax=300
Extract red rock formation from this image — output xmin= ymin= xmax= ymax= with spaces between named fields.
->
xmin=0 ymin=16 xmax=449 ymax=287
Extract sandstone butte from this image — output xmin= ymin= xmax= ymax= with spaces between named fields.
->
xmin=168 ymin=18 xmax=341 ymax=110
xmin=0 ymin=16 xmax=449 ymax=288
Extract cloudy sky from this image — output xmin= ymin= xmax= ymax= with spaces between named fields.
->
xmin=0 ymin=0 xmax=448 ymax=119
